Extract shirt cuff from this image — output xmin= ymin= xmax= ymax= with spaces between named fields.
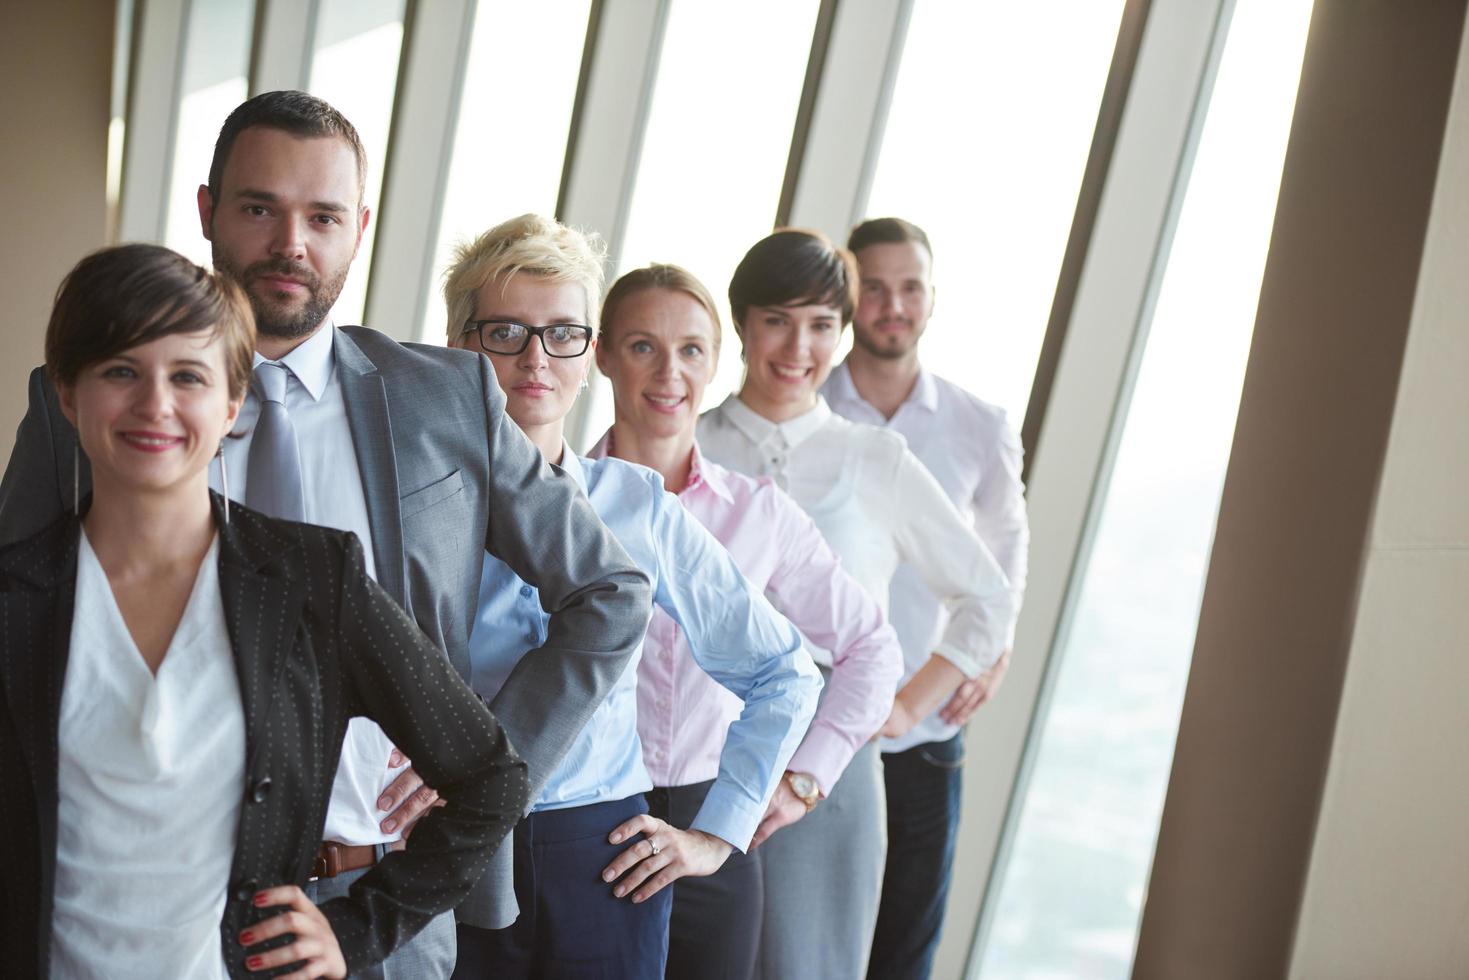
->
xmin=932 ymin=642 xmax=989 ymax=679
xmin=787 ymin=724 xmax=857 ymax=797
xmin=688 ymin=779 xmax=767 ymax=853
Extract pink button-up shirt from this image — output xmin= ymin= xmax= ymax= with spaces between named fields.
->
xmin=589 ymin=433 xmax=902 ymax=795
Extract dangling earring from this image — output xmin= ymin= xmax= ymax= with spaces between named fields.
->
xmin=579 ymin=376 xmax=589 ymax=393
xmin=72 ymin=410 xmax=82 ymax=516
xmin=216 ymin=442 xmax=230 ymax=526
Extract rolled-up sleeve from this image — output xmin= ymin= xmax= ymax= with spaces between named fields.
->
xmin=972 ymin=413 xmax=1029 ymax=626
xmin=889 ymin=446 xmax=1014 ymax=677
xmin=475 ymin=355 xmax=652 ymax=801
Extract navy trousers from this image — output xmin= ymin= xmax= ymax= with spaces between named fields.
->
xmin=867 ymin=733 xmax=966 ymax=980
xmin=647 ymin=780 xmax=763 ymax=980
xmin=452 ymin=794 xmax=671 ymax=979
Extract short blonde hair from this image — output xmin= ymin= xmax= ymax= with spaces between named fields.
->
xmin=442 ymin=213 xmax=607 ymax=341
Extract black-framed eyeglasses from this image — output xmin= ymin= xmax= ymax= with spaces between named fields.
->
xmin=462 ymin=319 xmax=593 ymax=358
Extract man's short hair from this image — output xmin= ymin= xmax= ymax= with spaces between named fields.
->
xmin=207 ymin=90 xmax=368 ymax=204
xmin=441 ymin=213 xmax=607 ymax=341
xmin=847 ymin=217 xmax=933 ymax=259
xmin=728 ymin=229 xmax=859 ymax=331
xmin=46 ymin=243 xmax=256 ymax=401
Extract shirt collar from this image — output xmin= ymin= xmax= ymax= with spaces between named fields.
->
xmin=683 ymin=441 xmax=734 ymax=504
xmin=828 ymin=357 xmax=938 ymax=415
xmin=824 ymin=359 xmax=862 ymax=409
xmin=910 ymin=368 xmax=939 ymax=413
xmin=252 ymin=321 xmax=336 ymax=402
xmin=719 ymin=393 xmax=832 ymax=452
xmin=553 ymin=441 xmax=588 ymax=491
xmin=587 ymin=429 xmax=733 ymax=504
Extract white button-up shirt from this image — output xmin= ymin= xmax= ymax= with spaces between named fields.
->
xmin=823 ymin=361 xmax=1030 ymax=752
xmin=698 ymin=395 xmax=1014 ymax=686
xmin=212 ymin=324 xmax=403 ymax=845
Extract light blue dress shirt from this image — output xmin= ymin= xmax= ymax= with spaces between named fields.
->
xmin=468 ymin=448 xmax=821 ymax=849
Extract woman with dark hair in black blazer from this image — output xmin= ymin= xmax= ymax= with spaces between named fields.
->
xmin=0 ymin=243 xmax=529 ymax=979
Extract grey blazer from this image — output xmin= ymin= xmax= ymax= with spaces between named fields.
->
xmin=0 ymin=325 xmax=652 ymax=928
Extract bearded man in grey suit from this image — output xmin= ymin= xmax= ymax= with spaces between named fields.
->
xmin=0 ymin=91 xmax=652 ymax=979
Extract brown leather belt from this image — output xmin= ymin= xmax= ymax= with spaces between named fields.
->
xmin=310 ymin=839 xmax=405 ymax=880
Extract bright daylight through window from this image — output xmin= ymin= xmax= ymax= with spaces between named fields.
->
xmin=865 ymin=0 xmax=1127 ymax=428
xmin=976 ymin=3 xmax=1316 ymax=977
xmin=421 ymin=0 xmax=593 ymax=343
xmin=581 ymin=0 xmax=822 ymax=446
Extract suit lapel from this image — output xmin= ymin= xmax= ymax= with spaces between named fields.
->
xmin=333 ymin=330 xmax=407 ymax=607
xmin=216 ymin=504 xmax=303 ymax=773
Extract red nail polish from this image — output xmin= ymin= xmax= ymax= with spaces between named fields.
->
xmin=240 ymin=930 xmax=254 ymax=944
xmin=246 ymin=956 xmax=263 ymax=969
xmin=253 ymin=892 xmax=268 ymax=906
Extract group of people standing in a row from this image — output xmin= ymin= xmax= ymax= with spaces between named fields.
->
xmin=0 ymin=89 xmax=1027 ymax=980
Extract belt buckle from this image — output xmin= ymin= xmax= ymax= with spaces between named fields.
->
xmin=309 ymin=841 xmax=343 ymax=881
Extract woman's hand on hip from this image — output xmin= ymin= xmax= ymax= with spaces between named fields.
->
xmin=749 ymin=778 xmax=809 ymax=850
xmin=602 ymin=814 xmax=733 ymax=903
xmin=241 ymin=885 xmax=346 ymax=979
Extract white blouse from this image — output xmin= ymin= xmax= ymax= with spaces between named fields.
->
xmin=51 ymin=532 xmax=245 ymax=980
xmin=698 ymin=395 xmax=1014 ymax=677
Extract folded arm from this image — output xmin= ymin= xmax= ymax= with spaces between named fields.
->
xmin=889 ymin=447 xmax=1016 ymax=730
xmin=653 ymin=487 xmax=820 ymax=850
xmin=474 ymin=356 xmax=652 ymax=801
xmin=321 ymin=533 xmax=530 ymax=973
xmin=762 ymin=485 xmax=902 ymax=793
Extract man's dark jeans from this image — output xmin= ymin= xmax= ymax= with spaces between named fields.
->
xmin=867 ymin=733 xmax=965 ymax=980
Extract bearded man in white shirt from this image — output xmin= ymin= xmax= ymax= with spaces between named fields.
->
xmin=820 ymin=217 xmax=1029 ymax=980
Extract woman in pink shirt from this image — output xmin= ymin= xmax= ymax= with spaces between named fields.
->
xmin=590 ymin=264 xmax=904 ymax=979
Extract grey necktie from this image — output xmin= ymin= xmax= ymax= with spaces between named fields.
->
xmin=246 ymin=362 xmax=306 ymax=521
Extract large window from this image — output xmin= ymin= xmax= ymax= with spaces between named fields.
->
xmin=864 ymin=0 xmax=1127 ymax=427
xmin=106 ymin=0 xmax=136 ymax=243
xmin=578 ymin=0 xmax=822 ymax=446
xmin=162 ymin=0 xmax=257 ymax=266
xmin=308 ymin=0 xmax=408 ymax=326
xmin=974 ymin=3 xmax=1315 ymax=978
xmin=420 ymin=0 xmax=593 ymax=343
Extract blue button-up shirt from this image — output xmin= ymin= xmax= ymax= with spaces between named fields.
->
xmin=468 ymin=449 xmax=821 ymax=849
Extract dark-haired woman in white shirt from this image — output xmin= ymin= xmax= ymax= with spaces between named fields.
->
xmin=0 ymin=243 xmax=527 ymax=979
xmin=697 ymin=229 xmax=1016 ymax=980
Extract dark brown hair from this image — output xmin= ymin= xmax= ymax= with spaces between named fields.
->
xmin=602 ymin=264 xmax=723 ymax=352
xmin=207 ymin=90 xmax=368 ymax=204
xmin=847 ymin=216 xmax=933 ymax=258
xmin=46 ymin=244 xmax=256 ymax=400
xmin=727 ymin=229 xmax=858 ymax=332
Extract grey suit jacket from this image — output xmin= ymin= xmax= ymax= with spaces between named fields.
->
xmin=0 ymin=325 xmax=652 ymax=928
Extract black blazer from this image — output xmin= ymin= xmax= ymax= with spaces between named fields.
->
xmin=0 ymin=495 xmax=529 ymax=978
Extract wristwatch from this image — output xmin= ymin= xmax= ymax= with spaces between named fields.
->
xmin=785 ymin=771 xmax=821 ymax=811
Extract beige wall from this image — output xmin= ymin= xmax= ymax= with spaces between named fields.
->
xmin=0 ymin=2 xmax=115 ymax=460
xmin=1288 ymin=9 xmax=1469 ymax=978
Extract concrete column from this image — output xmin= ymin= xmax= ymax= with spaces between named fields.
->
xmin=1133 ymin=2 xmax=1469 ymax=976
